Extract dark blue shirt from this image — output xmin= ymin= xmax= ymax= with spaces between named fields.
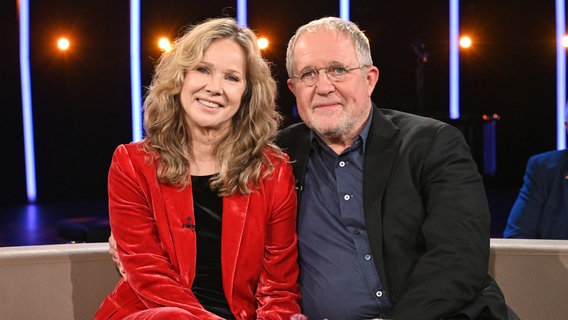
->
xmin=297 ymin=111 xmax=392 ymax=320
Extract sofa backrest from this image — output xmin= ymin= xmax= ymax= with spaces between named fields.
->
xmin=0 ymin=242 xmax=120 ymax=320
xmin=489 ymin=238 xmax=568 ymax=320
xmin=1 ymin=239 xmax=567 ymax=320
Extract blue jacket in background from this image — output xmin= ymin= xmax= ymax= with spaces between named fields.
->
xmin=504 ymin=149 xmax=568 ymax=239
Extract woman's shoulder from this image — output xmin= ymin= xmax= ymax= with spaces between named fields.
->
xmin=112 ymin=141 xmax=155 ymax=166
xmin=258 ymin=146 xmax=293 ymax=182
xmin=262 ymin=145 xmax=290 ymax=164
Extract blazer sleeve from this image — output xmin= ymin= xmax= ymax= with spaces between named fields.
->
xmin=503 ymin=155 xmax=545 ymax=238
xmin=107 ymin=145 xmax=224 ymax=320
xmin=390 ymin=124 xmax=492 ymax=319
xmin=254 ymin=156 xmax=301 ymax=319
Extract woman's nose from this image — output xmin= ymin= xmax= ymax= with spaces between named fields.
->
xmin=205 ymin=74 xmax=223 ymax=94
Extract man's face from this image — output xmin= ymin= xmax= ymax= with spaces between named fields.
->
xmin=287 ymin=29 xmax=379 ymax=146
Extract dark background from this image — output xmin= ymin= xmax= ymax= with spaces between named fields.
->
xmin=0 ymin=1 xmax=562 ymax=235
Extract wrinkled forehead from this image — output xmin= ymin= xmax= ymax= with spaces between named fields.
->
xmin=293 ymin=30 xmax=357 ymax=70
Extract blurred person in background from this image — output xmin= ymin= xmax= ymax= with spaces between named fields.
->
xmin=504 ymin=106 xmax=568 ymax=239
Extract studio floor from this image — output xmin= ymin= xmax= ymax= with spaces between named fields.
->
xmin=0 ymin=200 xmax=109 ymax=247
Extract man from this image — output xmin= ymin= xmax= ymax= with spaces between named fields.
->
xmin=277 ymin=17 xmax=511 ymax=320
xmin=504 ymin=107 xmax=568 ymax=239
xmin=111 ymin=17 xmax=513 ymax=320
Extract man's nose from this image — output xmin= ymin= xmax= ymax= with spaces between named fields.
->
xmin=315 ymin=70 xmax=335 ymax=93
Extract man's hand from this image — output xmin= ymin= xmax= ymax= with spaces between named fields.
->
xmin=109 ymin=233 xmax=127 ymax=281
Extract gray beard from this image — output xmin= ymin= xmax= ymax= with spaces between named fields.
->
xmin=313 ymin=121 xmax=355 ymax=146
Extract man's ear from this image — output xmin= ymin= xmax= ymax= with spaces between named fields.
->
xmin=366 ymin=66 xmax=379 ymax=97
xmin=287 ymin=78 xmax=296 ymax=96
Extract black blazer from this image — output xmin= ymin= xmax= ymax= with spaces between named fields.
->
xmin=277 ymin=105 xmax=510 ymax=320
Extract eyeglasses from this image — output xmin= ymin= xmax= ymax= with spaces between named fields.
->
xmin=291 ymin=62 xmax=367 ymax=87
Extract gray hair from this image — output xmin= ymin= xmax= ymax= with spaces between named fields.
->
xmin=285 ymin=17 xmax=373 ymax=77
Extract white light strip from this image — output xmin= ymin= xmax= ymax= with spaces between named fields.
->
xmin=556 ymin=0 xmax=566 ymax=150
xmin=19 ymin=0 xmax=37 ymax=202
xmin=449 ymin=0 xmax=460 ymax=119
xmin=237 ymin=0 xmax=247 ymax=26
xmin=339 ymin=0 xmax=350 ymax=21
xmin=131 ymin=0 xmax=143 ymax=142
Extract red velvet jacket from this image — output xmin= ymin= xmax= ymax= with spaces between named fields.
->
xmin=95 ymin=142 xmax=300 ymax=320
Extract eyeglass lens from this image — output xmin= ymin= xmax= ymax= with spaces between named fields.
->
xmin=298 ymin=63 xmax=351 ymax=86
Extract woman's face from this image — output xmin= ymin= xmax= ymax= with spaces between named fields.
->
xmin=180 ymin=38 xmax=247 ymax=136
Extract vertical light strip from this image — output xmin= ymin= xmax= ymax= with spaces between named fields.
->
xmin=131 ymin=0 xmax=143 ymax=142
xmin=449 ymin=0 xmax=460 ymax=119
xmin=339 ymin=0 xmax=350 ymax=21
xmin=556 ymin=0 xmax=566 ymax=150
xmin=237 ymin=0 xmax=247 ymax=26
xmin=19 ymin=0 xmax=37 ymax=202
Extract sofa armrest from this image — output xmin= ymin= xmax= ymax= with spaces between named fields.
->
xmin=0 ymin=242 xmax=121 ymax=320
xmin=489 ymin=238 xmax=568 ymax=320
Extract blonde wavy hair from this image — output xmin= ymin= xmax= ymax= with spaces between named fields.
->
xmin=142 ymin=17 xmax=284 ymax=196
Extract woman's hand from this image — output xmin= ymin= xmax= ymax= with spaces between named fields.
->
xmin=108 ymin=233 xmax=127 ymax=281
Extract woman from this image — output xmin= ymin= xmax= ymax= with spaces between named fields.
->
xmin=95 ymin=18 xmax=300 ymax=320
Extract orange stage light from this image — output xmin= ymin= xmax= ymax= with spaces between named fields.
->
xmin=257 ymin=37 xmax=268 ymax=50
xmin=158 ymin=37 xmax=172 ymax=52
xmin=57 ymin=37 xmax=70 ymax=51
xmin=459 ymin=36 xmax=472 ymax=49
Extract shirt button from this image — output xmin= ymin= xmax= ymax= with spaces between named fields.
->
xmin=354 ymin=230 xmax=361 ymax=235
xmin=376 ymin=291 xmax=383 ymax=298
xmin=339 ymin=161 xmax=346 ymax=167
xmin=364 ymin=254 xmax=372 ymax=260
xmin=344 ymin=194 xmax=350 ymax=201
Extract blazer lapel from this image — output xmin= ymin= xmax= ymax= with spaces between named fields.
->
xmin=220 ymin=193 xmax=249 ymax=305
xmin=363 ymin=106 xmax=401 ymax=291
xmin=278 ymin=123 xmax=312 ymax=203
xmin=291 ymin=137 xmax=311 ymax=203
xmin=159 ymin=183 xmax=196 ymax=285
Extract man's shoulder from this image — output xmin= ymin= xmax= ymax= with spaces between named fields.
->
xmin=279 ymin=121 xmax=310 ymax=135
xmin=377 ymin=108 xmax=447 ymax=127
xmin=375 ymin=108 xmax=454 ymax=140
xmin=529 ymin=149 xmax=568 ymax=166
xmin=277 ymin=122 xmax=310 ymax=146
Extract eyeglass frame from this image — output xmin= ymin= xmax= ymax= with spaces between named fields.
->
xmin=290 ymin=62 xmax=368 ymax=87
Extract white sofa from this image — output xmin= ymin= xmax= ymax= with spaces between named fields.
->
xmin=1 ymin=239 xmax=567 ymax=320
xmin=489 ymin=238 xmax=568 ymax=320
xmin=0 ymin=242 xmax=120 ymax=320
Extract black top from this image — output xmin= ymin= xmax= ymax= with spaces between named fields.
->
xmin=190 ymin=175 xmax=234 ymax=319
